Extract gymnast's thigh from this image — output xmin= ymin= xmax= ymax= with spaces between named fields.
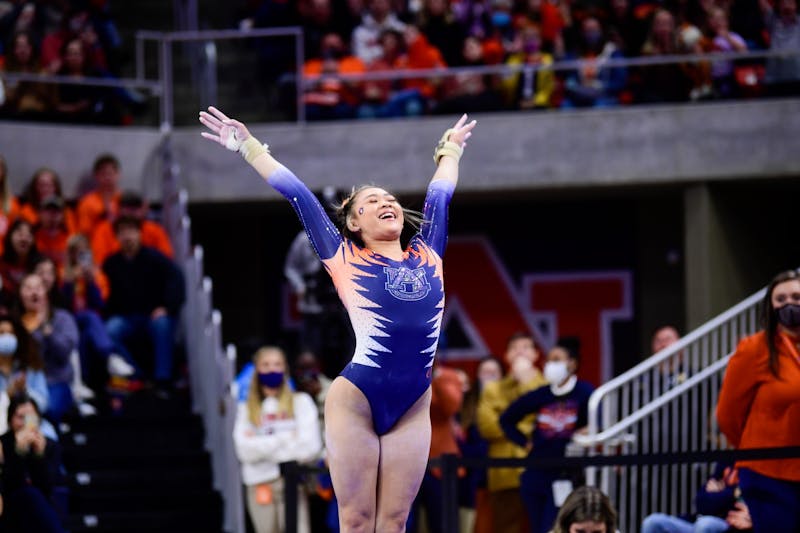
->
xmin=376 ymin=387 xmax=433 ymax=524
xmin=324 ymin=377 xmax=380 ymax=515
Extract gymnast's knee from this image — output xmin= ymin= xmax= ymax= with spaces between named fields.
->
xmin=376 ymin=507 xmax=411 ymax=533
xmin=339 ymin=506 xmax=375 ymax=533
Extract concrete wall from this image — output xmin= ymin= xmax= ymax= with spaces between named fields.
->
xmin=1 ymin=98 xmax=798 ymax=201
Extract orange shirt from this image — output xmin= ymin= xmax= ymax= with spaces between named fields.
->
xmin=303 ymin=56 xmax=367 ymax=107
xmin=402 ymin=34 xmax=446 ymax=98
xmin=35 ymin=227 xmax=71 ymax=268
xmin=429 ymin=368 xmax=467 ymax=478
xmin=76 ymin=190 xmax=120 ymax=238
xmin=717 ymin=330 xmax=800 ymax=481
xmin=20 ymin=203 xmax=77 ymax=233
xmin=91 ymin=219 xmax=174 ymax=267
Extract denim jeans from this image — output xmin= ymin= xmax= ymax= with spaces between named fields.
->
xmin=105 ymin=313 xmax=175 ymax=382
xmin=641 ymin=513 xmax=729 ymax=533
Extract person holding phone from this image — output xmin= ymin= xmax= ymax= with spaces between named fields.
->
xmin=0 ymin=394 xmax=65 ymax=533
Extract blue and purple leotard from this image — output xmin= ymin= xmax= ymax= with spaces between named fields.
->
xmin=269 ymin=166 xmax=453 ymax=435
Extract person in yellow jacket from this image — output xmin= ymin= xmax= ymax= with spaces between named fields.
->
xmin=477 ymin=332 xmax=547 ymax=533
xmin=502 ymin=24 xmax=557 ymax=110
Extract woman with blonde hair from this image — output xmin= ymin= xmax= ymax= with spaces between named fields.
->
xmin=233 ymin=346 xmax=323 ymax=533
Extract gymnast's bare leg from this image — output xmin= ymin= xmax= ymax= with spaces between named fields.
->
xmin=325 ymin=377 xmax=432 ymax=533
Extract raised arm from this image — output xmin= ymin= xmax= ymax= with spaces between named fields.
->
xmin=421 ymin=114 xmax=477 ymax=255
xmin=430 ymin=113 xmax=477 ymax=189
xmin=199 ymin=106 xmax=281 ymax=179
xmin=199 ymin=106 xmax=342 ymax=261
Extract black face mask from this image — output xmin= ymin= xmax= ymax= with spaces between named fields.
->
xmin=777 ymin=304 xmax=800 ymax=327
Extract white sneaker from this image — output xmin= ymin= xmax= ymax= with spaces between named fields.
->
xmin=73 ymin=381 xmax=96 ymax=401
xmin=107 ymin=354 xmax=135 ymax=377
xmin=77 ymin=402 xmax=97 ymax=417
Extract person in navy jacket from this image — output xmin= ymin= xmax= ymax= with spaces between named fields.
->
xmin=500 ymin=338 xmax=595 ymax=533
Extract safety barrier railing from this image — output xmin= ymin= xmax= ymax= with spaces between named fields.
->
xmin=568 ymin=287 xmax=766 ymax=532
xmin=3 ymin=30 xmax=797 ymax=129
xmin=277 ymin=446 xmax=800 ymax=533
xmin=295 ymin=47 xmax=800 ymax=84
xmin=161 ymin=169 xmax=244 ymax=533
xmin=134 ymin=27 xmax=305 ymax=126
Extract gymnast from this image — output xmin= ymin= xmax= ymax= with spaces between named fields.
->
xmin=199 ymin=106 xmax=476 ymax=533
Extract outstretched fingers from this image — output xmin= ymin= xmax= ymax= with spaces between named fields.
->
xmin=453 ymin=113 xmax=468 ymax=130
xmin=200 ymin=131 xmax=221 ymax=143
xmin=207 ymin=106 xmax=231 ymax=123
xmin=448 ymin=114 xmax=477 ymax=146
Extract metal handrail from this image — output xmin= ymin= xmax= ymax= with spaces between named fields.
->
xmin=584 ymin=287 xmax=765 ymax=439
xmin=564 ymin=283 xmax=766 ymax=531
xmin=134 ymin=27 xmax=305 ymax=125
xmin=298 ymin=47 xmax=799 ymax=85
xmin=0 ymin=71 xmax=162 ymax=92
xmin=574 ymin=355 xmax=731 ymax=445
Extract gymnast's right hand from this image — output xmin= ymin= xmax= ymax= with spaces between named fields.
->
xmin=199 ymin=106 xmax=251 ymax=152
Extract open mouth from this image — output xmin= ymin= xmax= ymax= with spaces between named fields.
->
xmin=378 ymin=211 xmax=397 ymax=220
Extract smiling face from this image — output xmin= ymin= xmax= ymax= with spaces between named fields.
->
xmin=347 ymin=187 xmax=405 ymax=244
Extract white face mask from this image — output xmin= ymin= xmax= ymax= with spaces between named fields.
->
xmin=543 ymin=360 xmax=570 ymax=385
xmin=0 ymin=333 xmax=18 ymax=355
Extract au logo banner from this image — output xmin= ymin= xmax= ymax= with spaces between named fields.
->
xmin=441 ymin=237 xmax=632 ymax=385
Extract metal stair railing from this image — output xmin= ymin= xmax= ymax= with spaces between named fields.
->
xmin=572 ymin=287 xmax=766 ymax=533
xmin=161 ymin=155 xmax=244 ymax=532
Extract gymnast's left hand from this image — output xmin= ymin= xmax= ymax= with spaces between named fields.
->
xmin=199 ymin=106 xmax=252 ymax=152
xmin=447 ymin=113 xmax=478 ymax=148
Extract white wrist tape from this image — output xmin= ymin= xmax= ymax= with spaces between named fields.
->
xmin=239 ymin=136 xmax=270 ymax=165
xmin=433 ymin=128 xmax=462 ymax=164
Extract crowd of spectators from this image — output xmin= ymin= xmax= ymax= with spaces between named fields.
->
xmin=0 ymin=0 xmax=141 ymax=124
xmin=239 ymin=0 xmax=800 ymax=119
xmin=1 ymin=0 xmax=797 ymax=125
xmin=0 ymin=150 xmax=184 ymax=531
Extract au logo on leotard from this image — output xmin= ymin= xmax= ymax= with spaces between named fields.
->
xmin=383 ymin=266 xmax=431 ymax=301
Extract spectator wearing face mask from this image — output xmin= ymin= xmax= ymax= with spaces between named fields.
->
xmin=500 ymin=338 xmax=595 ymax=533
xmin=717 ymin=269 xmax=800 ymax=532
xmin=504 ymin=23 xmax=557 ymax=110
xmin=0 ymin=313 xmax=49 ymax=420
xmin=233 ymin=346 xmax=322 ymax=533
